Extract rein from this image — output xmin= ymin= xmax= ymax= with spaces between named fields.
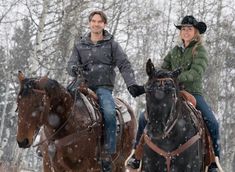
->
xmin=32 ymin=88 xmax=100 ymax=148
xmin=31 ymin=88 xmax=74 ymax=148
xmin=162 ymin=92 xmax=178 ymax=138
xmin=145 ymin=77 xmax=176 ymax=92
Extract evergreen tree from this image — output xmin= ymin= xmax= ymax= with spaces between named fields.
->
xmin=9 ymin=17 xmax=33 ymax=72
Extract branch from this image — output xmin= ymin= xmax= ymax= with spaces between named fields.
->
xmin=0 ymin=0 xmax=21 ymax=24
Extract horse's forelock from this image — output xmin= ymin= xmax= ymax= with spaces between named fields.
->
xmin=19 ymin=78 xmax=38 ymax=96
xmin=155 ymin=70 xmax=172 ymax=79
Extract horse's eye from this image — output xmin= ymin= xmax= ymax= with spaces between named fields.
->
xmin=154 ymin=81 xmax=161 ymax=87
xmin=165 ymin=80 xmax=172 ymax=85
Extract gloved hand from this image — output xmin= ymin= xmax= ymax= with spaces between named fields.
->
xmin=71 ymin=65 xmax=78 ymax=76
xmin=179 ymin=82 xmax=185 ymax=90
xmin=128 ymin=85 xmax=145 ymax=98
xmin=171 ymin=67 xmax=182 ymax=78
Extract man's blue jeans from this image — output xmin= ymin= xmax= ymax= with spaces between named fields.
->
xmin=96 ymin=87 xmax=116 ymax=154
xmin=135 ymin=94 xmax=220 ymax=157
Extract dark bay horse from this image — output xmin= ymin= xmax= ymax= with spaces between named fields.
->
xmin=16 ymin=71 xmax=137 ymax=172
xmin=142 ymin=59 xmax=206 ymax=172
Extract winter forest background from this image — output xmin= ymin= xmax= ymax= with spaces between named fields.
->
xmin=0 ymin=0 xmax=234 ymax=171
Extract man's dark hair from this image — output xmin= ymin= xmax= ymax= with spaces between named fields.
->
xmin=89 ymin=11 xmax=107 ymax=24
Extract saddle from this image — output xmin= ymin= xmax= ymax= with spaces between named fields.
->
xmin=78 ymin=84 xmax=131 ymax=124
xmin=179 ymin=90 xmax=196 ymax=107
xmin=181 ymin=94 xmax=216 ymax=167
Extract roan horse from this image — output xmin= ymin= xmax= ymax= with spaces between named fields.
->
xmin=142 ymin=59 xmax=206 ymax=172
xmin=16 ymin=71 xmax=137 ymax=172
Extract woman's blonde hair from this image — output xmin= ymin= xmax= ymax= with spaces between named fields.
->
xmin=192 ymin=29 xmax=203 ymax=57
xmin=179 ymin=28 xmax=203 ymax=57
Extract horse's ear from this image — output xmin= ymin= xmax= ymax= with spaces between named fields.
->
xmin=38 ymin=73 xmax=49 ymax=89
xmin=146 ymin=59 xmax=155 ymax=77
xmin=18 ymin=71 xmax=25 ymax=83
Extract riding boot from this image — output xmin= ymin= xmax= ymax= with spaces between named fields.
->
xmin=208 ymin=162 xmax=218 ymax=172
xmin=101 ymin=155 xmax=112 ymax=172
xmin=208 ymin=168 xmax=218 ymax=172
xmin=127 ymin=135 xmax=145 ymax=169
xmin=127 ymin=154 xmax=141 ymax=169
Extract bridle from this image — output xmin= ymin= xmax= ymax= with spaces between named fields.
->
xmin=17 ymin=87 xmax=74 ymax=147
xmin=145 ymin=77 xmax=179 ymax=139
xmin=31 ymin=88 xmax=99 ymax=148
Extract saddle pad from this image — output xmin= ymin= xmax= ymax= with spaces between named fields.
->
xmin=115 ymin=98 xmax=131 ymax=125
xmin=80 ymin=93 xmax=97 ymax=121
xmin=80 ymin=93 xmax=131 ymax=125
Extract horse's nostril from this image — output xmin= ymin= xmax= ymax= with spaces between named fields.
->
xmin=17 ymin=138 xmax=30 ymax=148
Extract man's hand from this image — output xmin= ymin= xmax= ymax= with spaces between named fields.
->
xmin=128 ymin=85 xmax=145 ymax=98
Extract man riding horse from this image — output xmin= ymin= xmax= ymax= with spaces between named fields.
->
xmin=66 ymin=10 xmax=145 ymax=171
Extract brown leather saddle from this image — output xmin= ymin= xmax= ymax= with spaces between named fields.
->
xmin=179 ymin=90 xmax=216 ymax=167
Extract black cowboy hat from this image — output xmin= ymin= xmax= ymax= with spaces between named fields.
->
xmin=175 ymin=15 xmax=207 ymax=34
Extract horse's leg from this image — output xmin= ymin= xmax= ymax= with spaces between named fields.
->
xmin=43 ymin=155 xmax=53 ymax=172
xmin=55 ymin=147 xmax=73 ymax=171
xmin=78 ymin=159 xmax=100 ymax=172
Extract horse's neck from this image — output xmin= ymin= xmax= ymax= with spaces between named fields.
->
xmin=148 ymin=99 xmax=174 ymax=119
xmin=44 ymin=88 xmax=74 ymax=130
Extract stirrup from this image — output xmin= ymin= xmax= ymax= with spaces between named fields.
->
xmin=205 ymin=156 xmax=224 ymax=172
xmin=127 ymin=155 xmax=141 ymax=169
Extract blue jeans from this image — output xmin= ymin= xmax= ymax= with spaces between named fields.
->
xmin=96 ymin=87 xmax=116 ymax=154
xmin=135 ymin=95 xmax=220 ymax=157
xmin=134 ymin=111 xmax=147 ymax=148
xmin=193 ymin=94 xmax=220 ymax=157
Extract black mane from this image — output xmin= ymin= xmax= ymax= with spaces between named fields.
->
xmin=19 ymin=78 xmax=61 ymax=97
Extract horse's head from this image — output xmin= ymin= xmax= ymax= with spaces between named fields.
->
xmin=16 ymin=71 xmax=51 ymax=148
xmin=145 ymin=59 xmax=181 ymax=101
xmin=17 ymin=71 xmax=74 ymax=148
xmin=145 ymin=59 xmax=181 ymax=138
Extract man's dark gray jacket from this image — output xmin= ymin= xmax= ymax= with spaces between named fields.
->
xmin=66 ymin=30 xmax=137 ymax=90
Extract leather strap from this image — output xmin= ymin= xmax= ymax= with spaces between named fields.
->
xmin=144 ymin=132 xmax=201 ymax=172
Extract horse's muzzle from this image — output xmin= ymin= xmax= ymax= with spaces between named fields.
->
xmin=17 ymin=138 xmax=30 ymax=148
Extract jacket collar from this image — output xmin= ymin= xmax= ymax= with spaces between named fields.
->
xmin=178 ymin=40 xmax=197 ymax=51
xmin=80 ymin=30 xmax=113 ymax=44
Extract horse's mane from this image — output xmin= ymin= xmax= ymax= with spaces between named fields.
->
xmin=19 ymin=77 xmax=64 ymax=97
xmin=42 ymin=79 xmax=62 ymax=97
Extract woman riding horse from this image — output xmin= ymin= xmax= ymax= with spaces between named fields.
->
xmin=128 ymin=15 xmax=221 ymax=172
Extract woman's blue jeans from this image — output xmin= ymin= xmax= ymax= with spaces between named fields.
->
xmin=193 ymin=94 xmax=220 ymax=157
xmin=135 ymin=94 xmax=220 ymax=157
xmin=96 ymin=87 xmax=116 ymax=154
xmin=134 ymin=111 xmax=147 ymax=148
